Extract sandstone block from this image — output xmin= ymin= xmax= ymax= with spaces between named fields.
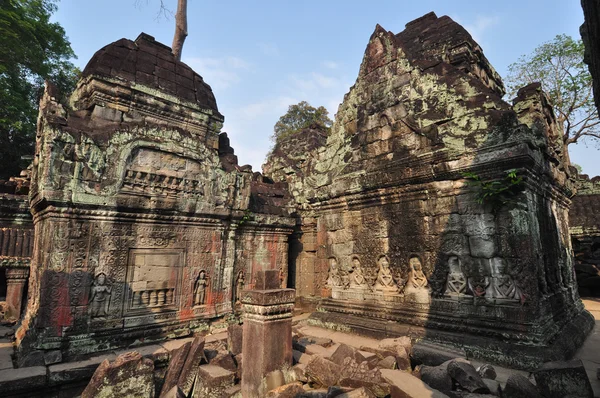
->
xmin=330 ymin=343 xmax=367 ymax=367
xmin=162 ymin=386 xmax=186 ymax=398
xmin=210 ymin=351 xmax=237 ymax=372
xmin=377 ymin=356 xmax=397 ymax=369
xmin=380 ymin=368 xmax=449 ymax=398
xmin=404 ymin=342 xmax=460 ymax=370
xmin=476 ymin=364 xmax=497 ymax=380
xmin=447 ymin=360 xmax=489 ymax=394
xmin=227 ymin=323 xmax=243 ymax=355
xmin=293 ymin=363 xmax=308 ymax=382
xmin=420 ymin=365 xmax=453 ymax=395
xmin=82 ymin=351 xmax=154 ymax=398
xmin=336 ymin=387 xmax=377 ymax=398
xmin=482 ymin=379 xmax=501 ymax=396
xmin=305 ymin=355 xmax=342 ymax=387
xmin=266 ymin=382 xmax=305 ymax=398
xmin=533 ymin=359 xmax=593 ymax=398
xmin=192 ymin=364 xmax=235 ymax=398
xmin=177 ymin=336 xmax=207 ymax=396
xmin=503 ymin=374 xmax=541 ymax=398
xmin=293 ymin=349 xmax=313 ymax=365
xmin=160 ymin=341 xmax=191 ymax=397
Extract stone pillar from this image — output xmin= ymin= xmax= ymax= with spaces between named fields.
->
xmin=241 ymin=270 xmax=294 ymax=398
xmin=5 ymin=268 xmax=29 ymax=321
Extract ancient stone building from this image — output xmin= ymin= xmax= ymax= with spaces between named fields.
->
xmin=0 ymin=174 xmax=33 ymax=321
xmin=264 ymin=13 xmax=593 ymax=368
xmin=571 ymin=175 xmax=600 ymax=296
xmin=13 ymin=33 xmax=295 ymax=366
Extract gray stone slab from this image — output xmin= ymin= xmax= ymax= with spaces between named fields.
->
xmin=0 ymin=366 xmax=46 ymax=392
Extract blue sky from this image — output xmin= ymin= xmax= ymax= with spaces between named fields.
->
xmin=53 ymin=0 xmax=598 ymax=176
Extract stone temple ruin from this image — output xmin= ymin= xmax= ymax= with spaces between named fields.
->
xmin=0 ymin=10 xmax=596 ymax=397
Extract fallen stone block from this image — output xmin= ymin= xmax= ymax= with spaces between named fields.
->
xmin=305 ymin=355 xmax=342 ymax=388
xmin=533 ymin=359 xmax=593 ymax=398
xmin=338 ymin=377 xmax=391 ymax=397
xmin=331 ymin=344 xmax=367 ymax=367
xmin=210 ymin=351 xmax=237 ymax=372
xmin=48 ymin=353 xmax=116 ymax=386
xmin=266 ymin=382 xmax=305 ymax=398
xmin=336 ymin=387 xmax=377 ymax=397
xmin=227 ymin=323 xmax=243 ymax=355
xmin=293 ymin=349 xmax=313 ymax=365
xmin=447 ymin=360 xmax=489 ymax=394
xmin=503 ymin=373 xmax=541 ymax=398
xmin=177 ymin=336 xmax=207 ymax=396
xmin=378 ymin=336 xmax=412 ymax=357
xmin=293 ymin=363 xmax=308 ymax=382
xmin=192 ymin=364 xmax=235 ymax=398
xmin=160 ymin=341 xmax=192 ymax=397
xmin=420 ymin=365 xmax=453 ymax=395
xmin=476 ymin=364 xmax=496 ymax=380
xmin=222 ymin=384 xmax=242 ymax=398
xmin=82 ymin=351 xmax=154 ymax=398
xmin=482 ymin=379 xmax=501 ymax=396
xmin=162 ymin=386 xmax=186 ymax=398
xmin=380 ymin=368 xmax=449 ymax=398
xmin=305 ymin=343 xmax=332 ymax=357
xmin=411 ymin=343 xmax=462 ymax=367
xmin=377 ymin=356 xmax=397 ymax=369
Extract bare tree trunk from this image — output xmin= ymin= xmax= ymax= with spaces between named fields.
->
xmin=171 ymin=0 xmax=187 ymax=61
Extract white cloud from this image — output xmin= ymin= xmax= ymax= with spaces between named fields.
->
xmin=183 ymin=56 xmax=250 ymax=90
xmin=323 ymin=61 xmax=339 ymax=69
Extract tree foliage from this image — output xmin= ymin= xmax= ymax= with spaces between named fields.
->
xmin=272 ymin=101 xmax=333 ymax=142
xmin=505 ymin=34 xmax=599 ymax=147
xmin=0 ymin=0 xmax=78 ymax=179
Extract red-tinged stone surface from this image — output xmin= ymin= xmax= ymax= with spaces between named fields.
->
xmin=177 ymin=337 xmax=206 ymax=396
xmin=12 ymin=31 xmax=295 ymax=365
xmin=159 ymin=341 xmax=191 ymax=397
xmin=241 ymin=272 xmax=294 ymax=398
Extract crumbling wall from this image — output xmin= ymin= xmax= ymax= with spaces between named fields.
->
xmin=15 ymin=33 xmax=294 ymax=366
xmin=264 ymin=12 xmax=592 ymax=368
xmin=571 ymin=175 xmax=600 ymax=296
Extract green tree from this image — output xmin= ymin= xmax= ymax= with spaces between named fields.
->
xmin=0 ymin=0 xmax=77 ymax=179
xmin=272 ymin=101 xmax=333 ymax=142
xmin=505 ymin=34 xmax=599 ymax=147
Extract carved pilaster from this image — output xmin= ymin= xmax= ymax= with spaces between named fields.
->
xmin=4 ymin=267 xmax=29 ymax=321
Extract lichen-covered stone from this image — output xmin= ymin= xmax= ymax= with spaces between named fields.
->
xmin=264 ymin=11 xmax=593 ymax=369
xmin=81 ymin=351 xmax=154 ymax=398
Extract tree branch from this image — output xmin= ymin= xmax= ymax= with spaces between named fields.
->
xmin=171 ymin=0 xmax=187 ymax=61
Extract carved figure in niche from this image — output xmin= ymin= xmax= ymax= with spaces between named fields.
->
xmin=407 ymin=256 xmax=428 ymax=289
xmin=326 ymin=257 xmax=343 ymax=288
xmin=490 ymin=258 xmax=521 ymax=300
xmin=194 ymin=270 xmax=208 ymax=305
xmin=349 ymin=257 xmax=367 ymax=289
xmin=235 ymin=271 xmax=245 ymax=303
xmin=469 ymin=276 xmax=489 ymax=297
xmin=374 ymin=255 xmax=397 ymax=291
xmin=404 ymin=255 xmax=429 ymax=302
xmin=445 ymin=255 xmax=467 ymax=296
xmin=89 ymin=272 xmax=111 ymax=318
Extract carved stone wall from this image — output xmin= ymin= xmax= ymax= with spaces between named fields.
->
xmin=264 ymin=13 xmax=593 ymax=369
xmin=0 ymin=175 xmax=33 ymax=320
xmin=15 ymin=33 xmax=294 ymax=366
xmin=571 ymin=175 xmax=600 ymax=296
